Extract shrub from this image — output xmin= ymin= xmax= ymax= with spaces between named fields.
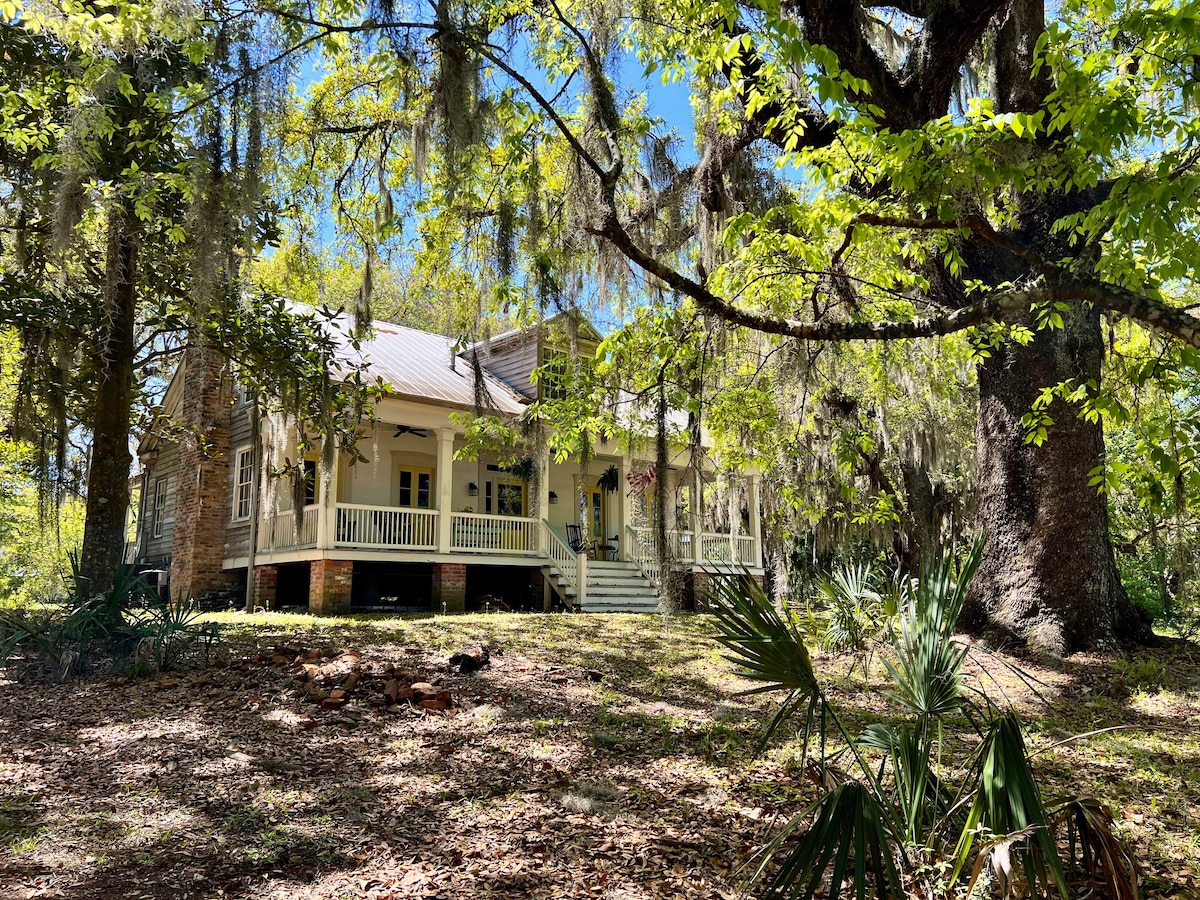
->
xmin=804 ymin=561 xmax=896 ymax=653
xmin=710 ymin=537 xmax=1140 ymax=900
xmin=0 ymin=555 xmax=220 ymax=677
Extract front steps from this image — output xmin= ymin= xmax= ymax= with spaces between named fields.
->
xmin=543 ymin=559 xmax=660 ymax=613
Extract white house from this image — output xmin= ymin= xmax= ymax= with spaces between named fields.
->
xmin=133 ymin=312 xmax=764 ymax=613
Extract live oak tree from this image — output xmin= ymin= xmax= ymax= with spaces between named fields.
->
xmin=260 ymin=0 xmax=1200 ymax=652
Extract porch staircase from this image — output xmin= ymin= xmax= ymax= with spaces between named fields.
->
xmin=543 ymin=559 xmax=660 ymax=613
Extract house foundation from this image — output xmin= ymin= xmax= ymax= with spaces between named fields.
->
xmin=310 ymin=559 xmax=353 ymax=615
xmin=433 ymin=562 xmax=467 ymax=613
xmin=252 ymin=565 xmax=278 ymax=610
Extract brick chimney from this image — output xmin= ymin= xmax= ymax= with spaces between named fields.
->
xmin=170 ymin=345 xmax=238 ymax=601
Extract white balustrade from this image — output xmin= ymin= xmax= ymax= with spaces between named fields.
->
xmin=542 ymin=519 xmax=582 ymax=603
xmin=450 ymin=512 xmax=538 ymax=554
xmin=701 ymin=532 xmax=734 ymax=563
xmin=631 ymin=526 xmax=759 ymax=567
xmin=335 ymin=504 xmax=438 ymax=550
xmin=256 ymin=506 xmax=320 ymax=552
xmin=737 ymin=534 xmax=758 ymax=566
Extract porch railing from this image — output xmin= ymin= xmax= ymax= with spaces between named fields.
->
xmin=257 ymin=506 xmax=320 ymax=552
xmin=450 ymin=512 xmax=538 ymax=554
xmin=737 ymin=534 xmax=758 ymax=566
xmin=625 ymin=525 xmax=662 ymax=589
xmin=335 ymin=504 xmax=438 ymax=550
xmin=632 ymin=526 xmax=759 ymax=567
xmin=542 ymin=519 xmax=585 ymax=606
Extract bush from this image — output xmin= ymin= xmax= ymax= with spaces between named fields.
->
xmin=710 ymin=538 xmax=1140 ymax=900
xmin=0 ymin=555 xmax=220 ymax=678
xmin=803 ymin=562 xmax=896 ymax=653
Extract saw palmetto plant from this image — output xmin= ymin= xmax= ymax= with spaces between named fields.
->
xmin=709 ymin=538 xmax=1139 ymax=899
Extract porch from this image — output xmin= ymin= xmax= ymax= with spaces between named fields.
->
xmin=255 ymin=507 xmax=761 ymax=567
xmin=247 ymin=411 xmax=763 ymax=610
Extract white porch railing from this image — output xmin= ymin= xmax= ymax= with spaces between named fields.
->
xmin=632 ymin=526 xmax=759 ymax=567
xmin=335 ymin=504 xmax=438 ymax=550
xmin=737 ymin=534 xmax=758 ymax=566
xmin=257 ymin=506 xmax=320 ymax=552
xmin=700 ymin=532 xmax=732 ymax=562
xmin=542 ymin=519 xmax=585 ymax=605
xmin=451 ymin=512 xmax=538 ymax=554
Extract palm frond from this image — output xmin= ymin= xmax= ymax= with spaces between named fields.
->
xmin=857 ymin=722 xmax=949 ymax=846
xmin=953 ymin=711 xmax=1068 ymax=898
xmin=882 ymin=536 xmax=983 ymax=721
xmin=708 ymin=571 xmax=818 ymax=697
xmin=816 ymin=562 xmax=884 ymax=652
xmin=1054 ymin=797 xmax=1140 ymax=900
xmin=751 ymin=780 xmax=905 ymax=900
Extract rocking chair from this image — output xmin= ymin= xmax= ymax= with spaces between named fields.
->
xmin=565 ymin=523 xmax=594 ymax=555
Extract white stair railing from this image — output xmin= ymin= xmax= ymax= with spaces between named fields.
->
xmin=625 ymin=525 xmax=662 ymax=588
xmin=542 ymin=519 xmax=586 ymax=607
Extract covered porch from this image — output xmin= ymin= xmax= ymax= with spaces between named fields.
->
xmin=247 ymin=410 xmax=763 ymax=611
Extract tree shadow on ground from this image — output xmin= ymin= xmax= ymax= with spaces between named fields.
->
xmin=3 ymin=616 xmax=1198 ymax=899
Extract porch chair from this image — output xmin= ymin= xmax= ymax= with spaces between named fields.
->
xmin=565 ymin=523 xmax=594 ymax=555
xmin=594 ymin=534 xmax=619 ymax=561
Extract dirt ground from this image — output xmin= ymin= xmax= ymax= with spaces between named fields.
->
xmin=1 ymin=612 xmax=1198 ymax=899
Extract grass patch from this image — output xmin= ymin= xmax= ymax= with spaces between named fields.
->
xmin=0 ymin=610 xmax=1194 ymax=898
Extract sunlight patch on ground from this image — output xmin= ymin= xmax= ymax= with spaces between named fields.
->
xmin=78 ymin=716 xmax=209 ymax=746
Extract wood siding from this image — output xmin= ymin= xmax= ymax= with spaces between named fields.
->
xmin=474 ymin=337 xmax=538 ymax=400
xmin=223 ymin=396 xmax=256 ymax=560
xmin=141 ymin=440 xmax=179 ymax=563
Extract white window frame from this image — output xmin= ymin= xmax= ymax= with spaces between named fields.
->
xmin=233 ymin=446 xmax=253 ymax=521
xmin=152 ymin=478 xmax=168 ymax=538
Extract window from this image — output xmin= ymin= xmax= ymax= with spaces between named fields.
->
xmin=152 ymin=478 xmax=168 ymax=538
xmin=539 ymin=349 xmax=572 ymax=401
xmin=233 ymin=448 xmax=253 ymax=521
xmin=398 ymin=467 xmax=433 ymax=509
xmin=302 ymin=458 xmax=319 ymax=507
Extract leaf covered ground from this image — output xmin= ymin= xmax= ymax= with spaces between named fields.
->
xmin=1 ymin=612 xmax=1198 ymax=899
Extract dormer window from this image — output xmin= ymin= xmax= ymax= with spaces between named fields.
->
xmin=539 ymin=348 xmax=586 ymax=401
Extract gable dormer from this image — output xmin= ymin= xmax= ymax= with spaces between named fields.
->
xmin=467 ymin=312 xmax=601 ymax=401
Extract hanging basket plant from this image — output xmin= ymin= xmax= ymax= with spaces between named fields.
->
xmin=597 ymin=464 xmax=620 ymax=494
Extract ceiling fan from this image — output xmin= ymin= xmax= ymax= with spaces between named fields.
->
xmin=393 ymin=425 xmax=430 ymax=438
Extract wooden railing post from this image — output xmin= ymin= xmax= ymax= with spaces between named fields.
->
xmin=618 ymin=454 xmax=633 ymax=561
xmin=536 ymin=445 xmax=550 ymax=556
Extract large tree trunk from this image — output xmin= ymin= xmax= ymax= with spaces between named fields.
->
xmin=79 ymin=202 xmax=137 ymax=602
xmin=962 ymin=304 xmax=1153 ymax=654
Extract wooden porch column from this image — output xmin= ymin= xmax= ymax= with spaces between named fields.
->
xmin=748 ymin=472 xmax=762 ymax=567
xmin=536 ymin=444 xmax=550 ymax=555
xmin=436 ymin=428 xmax=455 ymax=553
xmin=618 ymin=454 xmax=633 ymax=561
xmin=730 ymin=481 xmax=739 ymax=564
xmin=318 ymin=445 xmax=340 ymax=550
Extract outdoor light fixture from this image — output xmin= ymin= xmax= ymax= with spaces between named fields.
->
xmin=549 ymin=491 xmax=559 ymax=504
xmin=468 ymin=482 xmax=479 ymax=496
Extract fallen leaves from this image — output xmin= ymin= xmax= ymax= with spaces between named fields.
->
xmin=0 ymin=615 xmax=1197 ymax=899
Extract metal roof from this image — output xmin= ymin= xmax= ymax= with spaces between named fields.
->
xmin=329 ymin=314 xmax=528 ymax=415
